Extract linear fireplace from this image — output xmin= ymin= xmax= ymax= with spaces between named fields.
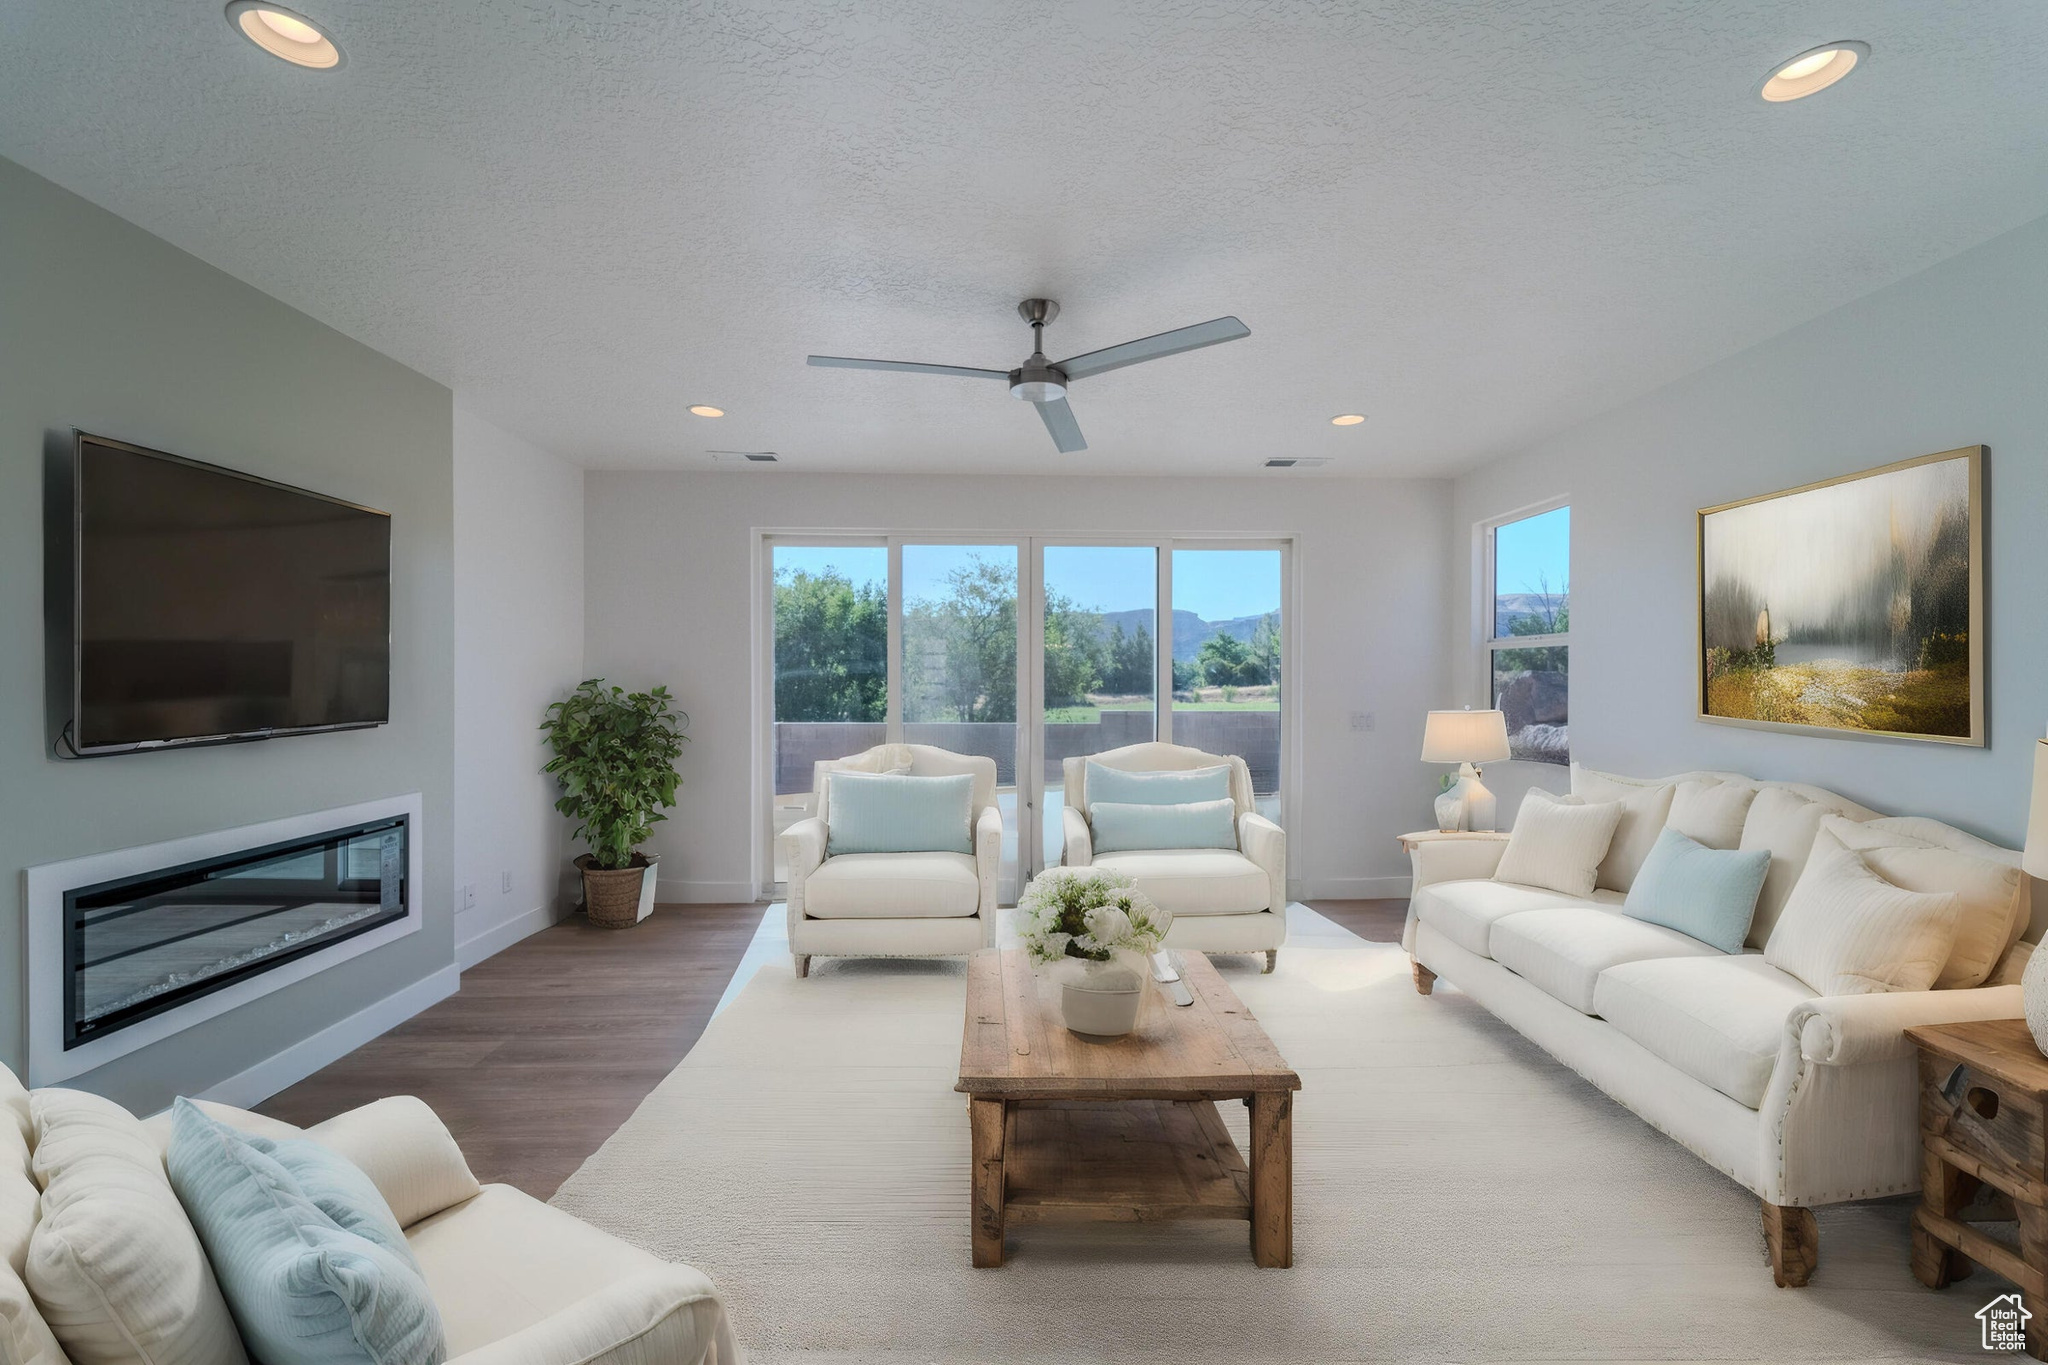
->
xmin=26 ymin=793 xmax=424 ymax=1085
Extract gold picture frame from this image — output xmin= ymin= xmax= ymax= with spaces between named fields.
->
xmin=1696 ymin=446 xmax=1984 ymax=746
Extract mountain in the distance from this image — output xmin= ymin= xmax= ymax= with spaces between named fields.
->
xmin=1492 ymin=592 xmax=1568 ymax=632
xmin=1097 ymin=608 xmax=1273 ymax=661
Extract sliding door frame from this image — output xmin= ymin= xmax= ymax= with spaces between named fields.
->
xmin=752 ymin=528 xmax=1300 ymax=902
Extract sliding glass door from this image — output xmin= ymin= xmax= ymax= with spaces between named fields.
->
xmin=760 ymin=534 xmax=1288 ymax=898
xmin=769 ymin=542 xmax=887 ymax=882
xmin=1171 ymin=547 xmax=1285 ymax=825
xmin=902 ymin=544 xmax=1022 ymax=894
xmin=1037 ymin=545 xmax=1159 ymax=867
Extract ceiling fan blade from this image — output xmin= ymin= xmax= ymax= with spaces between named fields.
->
xmin=1035 ymin=396 xmax=1087 ymax=453
xmin=1054 ymin=316 xmax=1250 ymax=381
xmin=807 ymin=355 xmax=1009 ymax=380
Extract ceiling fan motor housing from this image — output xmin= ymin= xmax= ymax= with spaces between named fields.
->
xmin=1009 ymin=362 xmax=1067 ymax=402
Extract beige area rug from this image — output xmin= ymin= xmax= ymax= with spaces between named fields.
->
xmin=551 ymin=906 xmax=1982 ymax=1363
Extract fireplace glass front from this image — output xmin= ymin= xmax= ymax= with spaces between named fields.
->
xmin=64 ymin=815 xmax=409 ymax=1050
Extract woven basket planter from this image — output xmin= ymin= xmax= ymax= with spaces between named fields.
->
xmin=576 ymin=854 xmax=651 ymax=929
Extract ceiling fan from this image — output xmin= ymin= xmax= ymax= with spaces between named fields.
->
xmin=807 ymin=300 xmax=1250 ymax=453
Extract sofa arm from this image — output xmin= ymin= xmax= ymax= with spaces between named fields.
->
xmin=1238 ymin=811 xmax=1286 ymax=913
xmin=306 ymin=1096 xmax=482 ymax=1229
xmin=1061 ymin=806 xmax=1092 ymax=866
xmin=445 ymin=1264 xmax=739 ymax=1365
xmin=1791 ymin=984 xmax=2024 ymax=1068
xmin=1410 ymin=838 xmax=1507 ymax=889
xmin=779 ymin=817 xmax=827 ymax=932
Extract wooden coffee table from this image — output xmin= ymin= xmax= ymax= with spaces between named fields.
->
xmin=955 ymin=947 xmax=1301 ymax=1268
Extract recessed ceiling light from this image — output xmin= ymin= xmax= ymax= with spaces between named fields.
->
xmin=1759 ymin=42 xmax=1867 ymax=102
xmin=688 ymin=405 xmax=725 ymax=418
xmin=225 ymin=3 xmax=343 ymax=69
xmin=1330 ymin=414 xmax=1366 ymax=426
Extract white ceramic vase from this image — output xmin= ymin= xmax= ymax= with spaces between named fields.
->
xmin=1061 ymin=960 xmax=1144 ymax=1037
xmin=2023 ymin=943 xmax=2048 ymax=1055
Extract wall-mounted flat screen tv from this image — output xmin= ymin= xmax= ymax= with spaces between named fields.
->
xmin=60 ymin=432 xmax=391 ymax=756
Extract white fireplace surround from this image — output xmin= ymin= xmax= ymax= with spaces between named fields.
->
xmin=23 ymin=792 xmax=426 ymax=1087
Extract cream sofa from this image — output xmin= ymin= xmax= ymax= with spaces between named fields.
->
xmin=1402 ymin=765 xmax=2031 ymax=1288
xmin=1060 ymin=742 xmax=1287 ymax=971
xmin=780 ymin=743 xmax=1001 ymax=977
xmin=0 ymin=1065 xmax=739 ymax=1365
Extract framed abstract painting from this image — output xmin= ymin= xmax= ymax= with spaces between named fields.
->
xmin=1697 ymin=446 xmax=1983 ymax=746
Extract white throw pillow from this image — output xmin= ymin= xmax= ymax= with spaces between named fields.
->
xmin=1764 ymin=828 xmax=1962 ymax=996
xmin=1666 ymin=778 xmax=1757 ymax=850
xmin=1569 ymin=765 xmax=1676 ymax=893
xmin=1493 ymin=788 xmax=1624 ymax=899
xmin=26 ymin=1089 xmax=250 ymax=1365
xmin=1822 ymin=815 xmax=2024 ymax=989
xmin=0 ymin=1068 xmax=64 ymax=1365
xmin=1736 ymin=787 xmax=1836 ymax=950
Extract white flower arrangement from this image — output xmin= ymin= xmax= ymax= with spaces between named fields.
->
xmin=1017 ymin=867 xmax=1171 ymax=971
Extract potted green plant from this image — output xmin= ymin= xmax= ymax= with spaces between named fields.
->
xmin=540 ymin=679 xmax=689 ymax=929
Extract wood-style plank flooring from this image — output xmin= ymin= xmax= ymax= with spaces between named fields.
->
xmin=259 ymin=897 xmax=1407 ymax=1200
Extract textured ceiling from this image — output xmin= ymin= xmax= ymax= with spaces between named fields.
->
xmin=3 ymin=2 xmax=2047 ymax=477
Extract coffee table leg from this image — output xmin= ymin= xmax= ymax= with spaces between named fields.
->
xmin=970 ymin=1097 xmax=1006 ymax=1267
xmin=1249 ymin=1090 xmax=1293 ymax=1268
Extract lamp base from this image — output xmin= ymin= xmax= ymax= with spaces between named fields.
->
xmin=1448 ymin=762 xmax=1498 ymax=832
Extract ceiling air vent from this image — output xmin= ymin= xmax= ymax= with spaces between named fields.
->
xmin=1263 ymin=457 xmax=1329 ymax=469
xmin=707 ymin=451 xmax=779 ymax=464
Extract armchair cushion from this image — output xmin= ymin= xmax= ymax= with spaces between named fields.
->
xmin=1088 ymin=798 xmax=1236 ymax=853
xmin=1092 ymin=849 xmax=1269 ymax=916
xmin=802 ymin=852 xmax=981 ymax=919
xmin=1082 ymin=761 xmax=1231 ymax=809
xmin=824 ymin=772 xmax=973 ymax=855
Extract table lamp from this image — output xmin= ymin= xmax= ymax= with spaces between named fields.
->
xmin=1421 ymin=708 xmax=1512 ymax=832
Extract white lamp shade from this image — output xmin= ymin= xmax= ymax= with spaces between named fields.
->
xmin=2026 ymin=739 xmax=2048 ymax=880
xmin=1421 ymin=709 xmax=1512 ymax=764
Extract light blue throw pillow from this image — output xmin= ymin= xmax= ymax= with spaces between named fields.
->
xmin=165 ymin=1099 xmax=446 ymax=1365
xmin=1090 ymin=797 xmax=1238 ymax=854
xmin=827 ymin=771 xmax=974 ymax=855
xmin=1623 ymin=827 xmax=1772 ymax=953
xmin=1084 ymin=760 xmax=1231 ymax=808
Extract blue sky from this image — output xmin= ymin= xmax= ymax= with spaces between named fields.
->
xmin=771 ymin=543 xmax=1281 ymax=621
xmin=1494 ymin=506 xmax=1570 ymax=599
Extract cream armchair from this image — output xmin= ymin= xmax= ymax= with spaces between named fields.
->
xmin=779 ymin=743 xmax=1001 ymax=977
xmin=1060 ymin=741 xmax=1287 ymax=972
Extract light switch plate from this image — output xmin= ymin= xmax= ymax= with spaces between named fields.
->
xmin=1349 ymin=711 xmax=1376 ymax=732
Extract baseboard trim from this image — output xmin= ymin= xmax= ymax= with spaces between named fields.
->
xmin=657 ymin=877 xmax=761 ymax=905
xmin=196 ymin=964 xmax=461 ymax=1109
xmin=1297 ymin=876 xmax=1411 ymax=900
xmin=457 ymin=902 xmax=560 ymax=970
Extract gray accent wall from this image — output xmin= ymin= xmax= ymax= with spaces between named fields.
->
xmin=1453 ymin=213 xmax=2048 ymax=860
xmin=0 ymin=156 xmax=455 ymax=1112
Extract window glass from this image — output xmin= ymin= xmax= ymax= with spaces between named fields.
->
xmin=771 ymin=544 xmax=887 ymax=877
xmin=1488 ymin=507 xmax=1569 ymax=764
xmin=1171 ymin=549 xmax=1282 ymax=824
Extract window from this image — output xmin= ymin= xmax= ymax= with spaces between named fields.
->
xmin=1484 ymin=505 xmax=1569 ymax=764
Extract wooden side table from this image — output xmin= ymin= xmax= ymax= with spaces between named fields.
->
xmin=1396 ymin=830 xmax=1509 ymax=995
xmin=1907 ymin=1018 xmax=2048 ymax=1360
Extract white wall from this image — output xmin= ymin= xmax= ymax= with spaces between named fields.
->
xmin=1452 ymin=213 xmax=2048 ymax=849
xmin=582 ymin=472 xmax=1454 ymax=902
xmin=453 ymin=406 xmax=586 ymax=966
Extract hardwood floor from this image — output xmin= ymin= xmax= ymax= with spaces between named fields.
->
xmin=259 ymin=896 xmax=1408 ymax=1200
xmin=1305 ymin=898 xmax=1408 ymax=943
xmin=258 ymin=902 xmax=764 ymax=1199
